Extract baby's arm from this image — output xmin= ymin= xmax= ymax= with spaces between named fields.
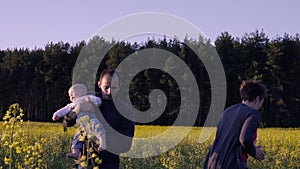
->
xmin=52 ymin=103 xmax=73 ymax=121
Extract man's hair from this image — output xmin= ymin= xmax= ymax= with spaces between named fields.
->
xmin=99 ymin=69 xmax=120 ymax=85
xmin=240 ymin=80 xmax=267 ymax=101
xmin=99 ymin=69 xmax=115 ymax=82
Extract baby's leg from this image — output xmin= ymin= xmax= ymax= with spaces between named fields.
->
xmin=89 ymin=117 xmax=106 ymax=151
xmin=67 ymin=148 xmax=81 ymax=160
xmin=68 ymin=133 xmax=84 ymax=160
xmin=97 ymin=133 xmax=106 ymax=151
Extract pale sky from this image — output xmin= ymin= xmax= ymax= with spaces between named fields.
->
xmin=1 ymin=0 xmax=299 ymax=50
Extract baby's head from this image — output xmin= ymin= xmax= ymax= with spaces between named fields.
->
xmin=68 ymin=84 xmax=88 ymax=102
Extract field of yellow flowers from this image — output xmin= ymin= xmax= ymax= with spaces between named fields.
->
xmin=1 ymin=104 xmax=300 ymax=169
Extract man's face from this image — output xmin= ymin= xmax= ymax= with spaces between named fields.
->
xmin=257 ymin=98 xmax=264 ymax=110
xmin=98 ymin=74 xmax=120 ymax=100
xmin=254 ymin=97 xmax=264 ymax=110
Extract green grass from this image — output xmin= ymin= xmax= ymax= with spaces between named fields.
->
xmin=0 ymin=122 xmax=300 ymax=169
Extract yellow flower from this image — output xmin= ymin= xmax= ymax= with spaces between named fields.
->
xmin=29 ymin=157 xmax=34 ymax=163
xmin=16 ymin=146 xmax=22 ymax=154
xmin=78 ymin=134 xmax=86 ymax=142
xmin=24 ymin=161 xmax=30 ymax=166
xmin=91 ymin=153 xmax=98 ymax=158
xmin=4 ymin=157 xmax=13 ymax=164
xmin=88 ymin=148 xmax=94 ymax=153
xmin=95 ymin=157 xmax=102 ymax=165
xmin=81 ymin=155 xmax=87 ymax=161
xmin=80 ymin=162 xmax=87 ymax=168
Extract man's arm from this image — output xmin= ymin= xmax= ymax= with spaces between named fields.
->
xmin=108 ymin=99 xmax=135 ymax=154
xmin=118 ymin=112 xmax=135 ymax=152
xmin=239 ymin=112 xmax=261 ymax=158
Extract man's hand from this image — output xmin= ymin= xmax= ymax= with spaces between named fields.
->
xmin=63 ymin=112 xmax=77 ymax=127
xmin=255 ymin=145 xmax=265 ymax=161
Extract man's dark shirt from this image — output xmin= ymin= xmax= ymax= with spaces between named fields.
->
xmin=204 ymin=103 xmax=261 ymax=169
xmin=95 ymin=92 xmax=135 ymax=166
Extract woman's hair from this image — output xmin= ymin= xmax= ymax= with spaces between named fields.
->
xmin=240 ymin=80 xmax=267 ymax=101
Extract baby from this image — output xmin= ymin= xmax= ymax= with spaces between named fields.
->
xmin=52 ymin=84 xmax=106 ymax=160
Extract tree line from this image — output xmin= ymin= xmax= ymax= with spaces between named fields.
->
xmin=0 ymin=30 xmax=299 ymax=127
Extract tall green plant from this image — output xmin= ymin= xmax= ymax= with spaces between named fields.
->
xmin=0 ymin=103 xmax=45 ymax=169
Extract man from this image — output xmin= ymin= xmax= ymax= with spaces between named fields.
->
xmin=96 ymin=69 xmax=135 ymax=169
xmin=204 ymin=80 xmax=267 ymax=169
